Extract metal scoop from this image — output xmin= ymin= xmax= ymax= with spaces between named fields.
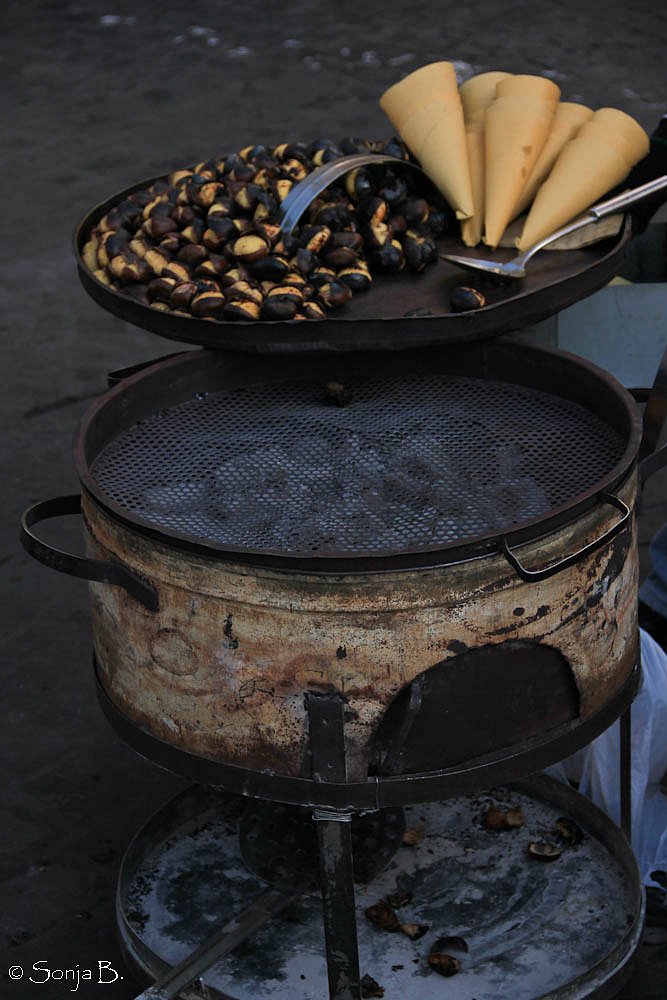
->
xmin=441 ymin=175 xmax=667 ymax=278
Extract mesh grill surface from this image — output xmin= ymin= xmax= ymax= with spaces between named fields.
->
xmin=90 ymin=373 xmax=625 ymax=556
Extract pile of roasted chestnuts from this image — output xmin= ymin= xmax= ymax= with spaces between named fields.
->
xmin=81 ymin=136 xmax=452 ymax=323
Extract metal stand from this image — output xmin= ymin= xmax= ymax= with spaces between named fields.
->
xmin=100 ymin=658 xmax=642 ymax=1000
xmin=307 ymin=694 xmax=361 ymax=1000
xmin=620 ymin=704 xmax=633 ymax=841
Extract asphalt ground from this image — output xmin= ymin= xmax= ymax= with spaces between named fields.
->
xmin=2 ymin=1 xmax=666 ymax=997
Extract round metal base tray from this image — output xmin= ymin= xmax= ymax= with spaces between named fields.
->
xmin=118 ymin=776 xmax=643 ymax=1000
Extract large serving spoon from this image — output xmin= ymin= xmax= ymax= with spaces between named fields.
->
xmin=441 ymin=175 xmax=667 ymax=278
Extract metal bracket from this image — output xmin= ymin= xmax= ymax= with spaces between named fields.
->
xmin=306 ymin=694 xmax=361 ymax=1000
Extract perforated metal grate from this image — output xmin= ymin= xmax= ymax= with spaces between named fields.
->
xmin=90 ymin=373 xmax=625 ymax=556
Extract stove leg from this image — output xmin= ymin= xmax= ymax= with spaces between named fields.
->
xmin=314 ymin=809 xmax=361 ymax=1000
xmin=620 ymin=704 xmax=632 ymax=841
xmin=307 ymin=693 xmax=362 ymax=1000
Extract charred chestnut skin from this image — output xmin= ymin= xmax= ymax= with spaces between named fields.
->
xmin=450 ymin=286 xmax=486 ymax=312
xmin=83 ymin=132 xmax=450 ymax=322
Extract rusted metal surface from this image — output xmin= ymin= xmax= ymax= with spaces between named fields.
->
xmin=82 ymin=470 xmax=639 ymax=781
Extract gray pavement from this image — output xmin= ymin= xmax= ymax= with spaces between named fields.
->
xmin=2 ymin=2 xmax=666 ymax=997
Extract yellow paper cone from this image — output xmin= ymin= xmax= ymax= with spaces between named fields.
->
xmin=483 ymin=95 xmax=557 ymax=247
xmin=495 ymin=74 xmax=561 ymax=106
xmin=460 ymin=71 xmax=511 ymax=245
xmin=576 ymin=108 xmax=649 ymax=166
xmin=517 ymin=136 xmax=632 ymax=250
xmin=513 ymin=102 xmax=593 ymax=217
xmin=517 ymin=107 xmax=650 ymax=250
xmin=460 ymin=71 xmax=512 ymax=120
xmin=410 ymin=115 xmax=476 ymax=219
xmin=461 ymin=128 xmax=486 ymax=245
xmin=380 ymin=62 xmax=459 ymax=130
xmin=379 ymin=61 xmax=474 ymax=220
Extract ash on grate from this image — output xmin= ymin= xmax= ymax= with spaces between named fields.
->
xmin=91 ymin=373 xmax=625 ymax=555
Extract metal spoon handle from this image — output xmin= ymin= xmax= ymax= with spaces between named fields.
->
xmin=588 ymin=174 xmax=667 ymax=218
xmin=520 ymin=174 xmax=667 ymax=266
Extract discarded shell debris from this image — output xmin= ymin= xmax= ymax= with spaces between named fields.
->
xmin=555 ymin=816 xmax=585 ymax=846
xmin=527 ymin=840 xmax=564 ymax=862
xmin=431 ymin=934 xmax=469 ymax=953
xmin=483 ymin=804 xmax=525 ymax=830
xmin=364 ymin=899 xmax=401 ymax=932
xmin=387 ymin=889 xmax=413 ymax=908
xmin=360 ymin=973 xmax=385 ymax=998
xmin=400 ymin=922 xmax=430 ymax=940
xmin=402 ymin=823 xmax=425 ymax=846
xmin=427 ymin=953 xmax=462 ymax=977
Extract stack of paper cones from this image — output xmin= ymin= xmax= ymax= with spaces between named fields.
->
xmin=483 ymin=75 xmax=561 ymax=247
xmin=517 ymin=107 xmax=650 ymax=249
xmin=459 ymin=71 xmax=511 ymax=246
xmin=380 ymin=62 xmax=475 ymax=220
xmin=512 ymin=102 xmax=593 ymax=218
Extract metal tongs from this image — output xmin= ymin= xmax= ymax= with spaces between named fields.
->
xmin=441 ymin=174 xmax=667 ymax=278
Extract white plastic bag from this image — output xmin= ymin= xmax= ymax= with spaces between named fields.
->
xmin=548 ymin=628 xmax=667 ymax=886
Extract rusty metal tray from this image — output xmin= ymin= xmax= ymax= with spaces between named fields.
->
xmin=75 ymin=172 xmax=633 ymax=354
xmin=117 ymin=776 xmax=644 ymax=999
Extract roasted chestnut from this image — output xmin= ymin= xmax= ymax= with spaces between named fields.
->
xmin=450 ymin=286 xmax=486 ymax=312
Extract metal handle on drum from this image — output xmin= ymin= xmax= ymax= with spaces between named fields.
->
xmin=107 ymin=350 xmax=190 ymax=387
xmin=500 ymin=493 xmax=631 ymax=583
xmin=20 ymin=494 xmax=159 ymax=611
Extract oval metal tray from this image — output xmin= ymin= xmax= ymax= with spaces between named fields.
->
xmin=75 ymin=171 xmax=632 ymax=354
xmin=117 ymin=776 xmax=644 ymax=1000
